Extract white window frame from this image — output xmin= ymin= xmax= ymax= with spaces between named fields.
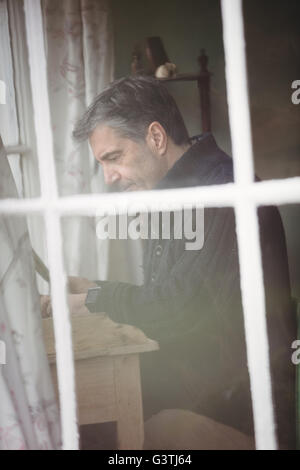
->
xmin=0 ymin=0 xmax=299 ymax=450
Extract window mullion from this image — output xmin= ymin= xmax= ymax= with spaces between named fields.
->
xmin=23 ymin=0 xmax=79 ymax=450
xmin=221 ymin=0 xmax=277 ymax=449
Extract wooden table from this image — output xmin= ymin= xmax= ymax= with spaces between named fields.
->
xmin=42 ymin=313 xmax=159 ymax=449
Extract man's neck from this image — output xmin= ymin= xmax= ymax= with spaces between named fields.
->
xmin=166 ymin=141 xmax=192 ymax=172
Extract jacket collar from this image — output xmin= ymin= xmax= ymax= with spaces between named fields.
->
xmin=155 ymin=133 xmax=225 ymax=190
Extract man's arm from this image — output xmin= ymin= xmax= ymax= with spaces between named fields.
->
xmin=68 ymin=276 xmax=97 ymax=293
xmin=90 ymin=207 xmax=240 ymax=341
xmin=41 ymin=207 xmax=239 ymax=340
xmin=40 ymin=278 xmax=97 ymax=317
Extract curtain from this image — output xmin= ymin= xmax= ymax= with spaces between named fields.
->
xmin=42 ymin=0 xmax=143 ymax=286
xmin=0 ymin=0 xmax=143 ymax=450
xmin=0 ymin=138 xmax=61 ymax=450
xmin=41 ymin=0 xmax=114 ymax=281
xmin=6 ymin=0 xmax=142 ymax=287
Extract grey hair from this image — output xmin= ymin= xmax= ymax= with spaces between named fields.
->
xmin=72 ymin=76 xmax=189 ymax=145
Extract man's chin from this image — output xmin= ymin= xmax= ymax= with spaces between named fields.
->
xmin=108 ymin=183 xmax=144 ymax=192
xmin=124 ymin=184 xmax=142 ymax=192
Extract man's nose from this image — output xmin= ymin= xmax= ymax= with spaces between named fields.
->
xmin=103 ymin=167 xmax=120 ymax=186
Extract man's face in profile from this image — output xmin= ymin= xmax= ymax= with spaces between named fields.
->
xmin=89 ymin=125 xmax=164 ymax=192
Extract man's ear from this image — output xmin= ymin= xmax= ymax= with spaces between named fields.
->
xmin=146 ymin=121 xmax=167 ymax=156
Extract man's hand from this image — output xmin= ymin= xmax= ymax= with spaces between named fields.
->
xmin=68 ymin=293 xmax=90 ymax=316
xmin=40 ymin=293 xmax=91 ymax=317
xmin=67 ymin=276 xmax=97 ymax=294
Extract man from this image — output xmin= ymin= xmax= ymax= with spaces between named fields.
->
xmin=45 ymin=76 xmax=296 ymax=448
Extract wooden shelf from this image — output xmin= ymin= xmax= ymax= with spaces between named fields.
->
xmin=157 ymin=73 xmax=210 ymax=83
xmin=131 ymin=48 xmax=212 ymax=133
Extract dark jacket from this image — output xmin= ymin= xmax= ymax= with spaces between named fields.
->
xmin=95 ymin=133 xmax=296 ymax=448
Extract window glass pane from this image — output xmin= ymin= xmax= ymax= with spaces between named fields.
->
xmin=6 ymin=154 xmax=23 ymax=198
xmin=61 ymin=209 xmax=256 ymax=449
xmin=244 ymin=0 xmax=300 ymax=180
xmin=0 ymin=0 xmax=19 ymax=147
xmin=1 ymin=0 xmax=42 ymax=199
xmin=258 ymin=204 xmax=299 ymax=448
xmin=279 ymin=204 xmax=300 ymax=301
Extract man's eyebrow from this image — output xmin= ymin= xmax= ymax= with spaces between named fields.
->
xmin=98 ymin=150 xmax=122 ymax=161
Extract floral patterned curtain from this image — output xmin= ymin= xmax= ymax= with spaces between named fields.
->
xmin=42 ymin=0 xmax=114 ymax=280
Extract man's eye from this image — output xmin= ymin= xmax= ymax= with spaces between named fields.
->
xmin=108 ymin=154 xmax=119 ymax=161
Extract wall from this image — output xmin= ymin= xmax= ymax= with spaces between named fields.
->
xmin=111 ymin=0 xmax=230 ymax=149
